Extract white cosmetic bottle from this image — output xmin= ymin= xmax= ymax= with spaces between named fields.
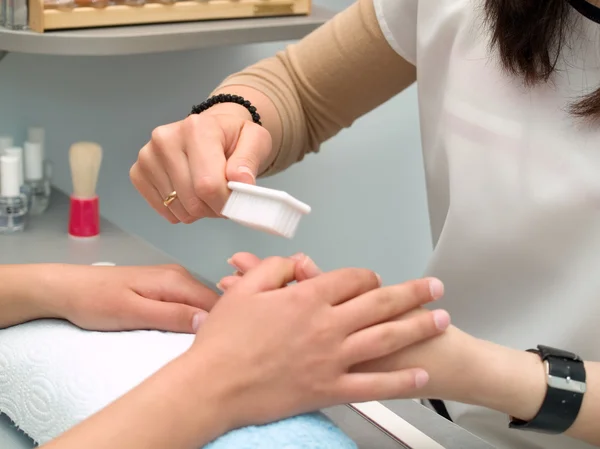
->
xmin=25 ymin=141 xmax=51 ymax=215
xmin=4 ymin=146 xmax=32 ymax=209
xmin=0 ymin=154 xmax=28 ymax=233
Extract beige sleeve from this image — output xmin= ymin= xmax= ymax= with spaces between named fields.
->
xmin=213 ymin=0 xmax=416 ymax=176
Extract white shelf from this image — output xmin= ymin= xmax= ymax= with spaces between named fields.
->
xmin=0 ymin=5 xmax=333 ymax=56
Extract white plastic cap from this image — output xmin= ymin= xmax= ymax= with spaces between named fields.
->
xmin=24 ymin=141 xmax=43 ymax=181
xmin=4 ymin=147 xmax=23 ymax=186
xmin=0 ymin=136 xmax=13 ymax=153
xmin=1 ymin=154 xmax=21 ymax=197
xmin=27 ymin=127 xmax=45 ymax=144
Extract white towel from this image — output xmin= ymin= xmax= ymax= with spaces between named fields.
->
xmin=0 ymin=319 xmax=193 ymax=444
xmin=0 ymin=319 xmax=358 ymax=449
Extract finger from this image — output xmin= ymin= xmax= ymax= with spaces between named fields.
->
xmin=123 ymin=299 xmax=207 ymax=334
xmin=341 ymin=309 xmax=450 ymax=366
xmin=226 ymin=256 xmax=297 ymax=295
xmin=183 ymin=115 xmax=230 ymax=215
xmin=134 ymin=266 xmax=220 ymax=312
xmin=336 ymin=369 xmax=430 ymax=404
xmin=217 ymin=275 xmax=239 ymax=291
xmin=336 ymin=278 xmax=444 ymax=332
xmin=158 ymin=141 xmax=218 ymax=221
xmin=227 ymin=252 xmax=262 ymax=272
xmin=228 ymin=252 xmax=321 ymax=282
xmin=137 ymin=142 xmax=192 ymax=223
xmin=225 ymin=120 xmax=273 ymax=184
xmin=291 ymin=267 xmax=382 ymax=306
xmin=130 ymin=162 xmax=179 ymax=224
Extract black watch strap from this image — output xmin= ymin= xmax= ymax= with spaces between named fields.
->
xmin=509 ymin=345 xmax=586 ymax=434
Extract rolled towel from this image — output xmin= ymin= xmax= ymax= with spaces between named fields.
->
xmin=0 ymin=319 xmax=357 ymax=448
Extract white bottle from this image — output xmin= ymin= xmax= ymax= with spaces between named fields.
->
xmin=24 ymin=141 xmax=50 ymax=215
xmin=0 ymin=154 xmax=28 ymax=233
xmin=0 ymin=136 xmax=13 ymax=152
xmin=27 ymin=127 xmax=53 ymax=187
xmin=4 ymin=146 xmax=32 ymax=209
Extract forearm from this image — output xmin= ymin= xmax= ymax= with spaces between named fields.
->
xmin=41 ymin=352 xmax=230 ymax=449
xmin=209 ymin=0 xmax=415 ymax=176
xmin=0 ymin=264 xmax=60 ymax=328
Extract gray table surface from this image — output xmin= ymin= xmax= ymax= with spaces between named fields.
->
xmin=0 ymin=189 xmax=495 ymax=449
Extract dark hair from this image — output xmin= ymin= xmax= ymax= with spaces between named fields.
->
xmin=484 ymin=0 xmax=600 ymax=118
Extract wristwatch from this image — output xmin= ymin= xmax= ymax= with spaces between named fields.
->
xmin=509 ymin=345 xmax=586 ymax=434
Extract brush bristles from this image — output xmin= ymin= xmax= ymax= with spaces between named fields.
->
xmin=222 ymin=191 xmax=304 ymax=239
xmin=69 ymin=142 xmax=102 ymax=199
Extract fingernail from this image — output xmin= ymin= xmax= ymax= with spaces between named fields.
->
xmin=301 ymin=256 xmax=322 ymax=277
xmin=238 ymin=166 xmax=256 ymax=182
xmin=226 ymin=258 xmax=241 ymax=271
xmin=432 ymin=310 xmax=450 ymax=331
xmin=428 ymin=278 xmax=444 ymax=300
xmin=290 ymin=252 xmax=305 ymax=261
xmin=192 ymin=311 xmax=207 ymax=332
xmin=375 ymin=273 xmax=382 ymax=286
xmin=216 ymin=282 xmax=224 ymax=292
xmin=415 ymin=370 xmax=429 ymax=389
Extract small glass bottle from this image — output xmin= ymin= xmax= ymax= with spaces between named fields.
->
xmin=0 ymin=136 xmax=14 ymax=152
xmin=0 ymin=154 xmax=28 ymax=233
xmin=4 ymin=0 xmax=28 ymax=29
xmin=24 ymin=141 xmax=50 ymax=215
xmin=4 ymin=147 xmax=32 ymax=210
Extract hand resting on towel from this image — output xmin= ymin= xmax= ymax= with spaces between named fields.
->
xmin=0 ymin=263 xmax=218 ymax=332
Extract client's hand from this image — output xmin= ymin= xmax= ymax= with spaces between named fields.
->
xmin=36 ymin=264 xmax=218 ymax=333
xmin=189 ymin=256 xmax=449 ymax=430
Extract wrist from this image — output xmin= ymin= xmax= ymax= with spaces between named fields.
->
xmin=452 ymin=335 xmax=546 ymax=421
xmin=0 ymin=264 xmax=61 ymax=327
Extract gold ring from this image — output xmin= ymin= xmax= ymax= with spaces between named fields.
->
xmin=163 ymin=191 xmax=177 ymax=207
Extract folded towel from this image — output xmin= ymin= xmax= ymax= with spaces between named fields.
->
xmin=0 ymin=319 xmax=357 ymax=448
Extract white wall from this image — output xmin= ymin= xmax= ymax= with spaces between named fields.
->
xmin=0 ymin=2 xmax=432 ymax=285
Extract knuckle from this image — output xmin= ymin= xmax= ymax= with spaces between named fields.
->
xmin=136 ymin=145 xmax=152 ymax=169
xmin=193 ymin=176 xmax=221 ymax=198
xmin=150 ymin=124 xmax=174 ymax=148
xmin=129 ymin=163 xmax=140 ymax=184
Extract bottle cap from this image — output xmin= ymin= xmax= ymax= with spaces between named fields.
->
xmin=0 ymin=136 xmax=13 ymax=153
xmin=4 ymin=147 xmax=24 ymax=186
xmin=1 ymin=154 xmax=21 ymax=197
xmin=27 ymin=127 xmax=45 ymax=145
xmin=24 ymin=141 xmax=43 ymax=181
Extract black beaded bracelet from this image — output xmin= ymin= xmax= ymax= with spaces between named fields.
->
xmin=190 ymin=94 xmax=262 ymax=126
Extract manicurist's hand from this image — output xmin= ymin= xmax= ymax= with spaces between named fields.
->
xmin=130 ymin=108 xmax=273 ymax=224
xmin=192 ymin=255 xmax=450 ymax=429
xmin=0 ymin=263 xmax=218 ymax=333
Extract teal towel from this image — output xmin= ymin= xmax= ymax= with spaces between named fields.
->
xmin=205 ymin=413 xmax=357 ymax=449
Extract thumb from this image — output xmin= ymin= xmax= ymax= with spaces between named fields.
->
xmin=225 ymin=121 xmax=272 ymax=184
xmin=127 ymin=299 xmax=208 ymax=334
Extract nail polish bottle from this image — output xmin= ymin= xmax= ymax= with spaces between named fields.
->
xmin=0 ymin=154 xmax=28 ymax=233
xmin=24 ymin=142 xmax=50 ymax=215
xmin=4 ymin=147 xmax=32 ymax=209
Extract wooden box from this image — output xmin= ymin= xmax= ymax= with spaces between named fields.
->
xmin=28 ymin=0 xmax=311 ymax=33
